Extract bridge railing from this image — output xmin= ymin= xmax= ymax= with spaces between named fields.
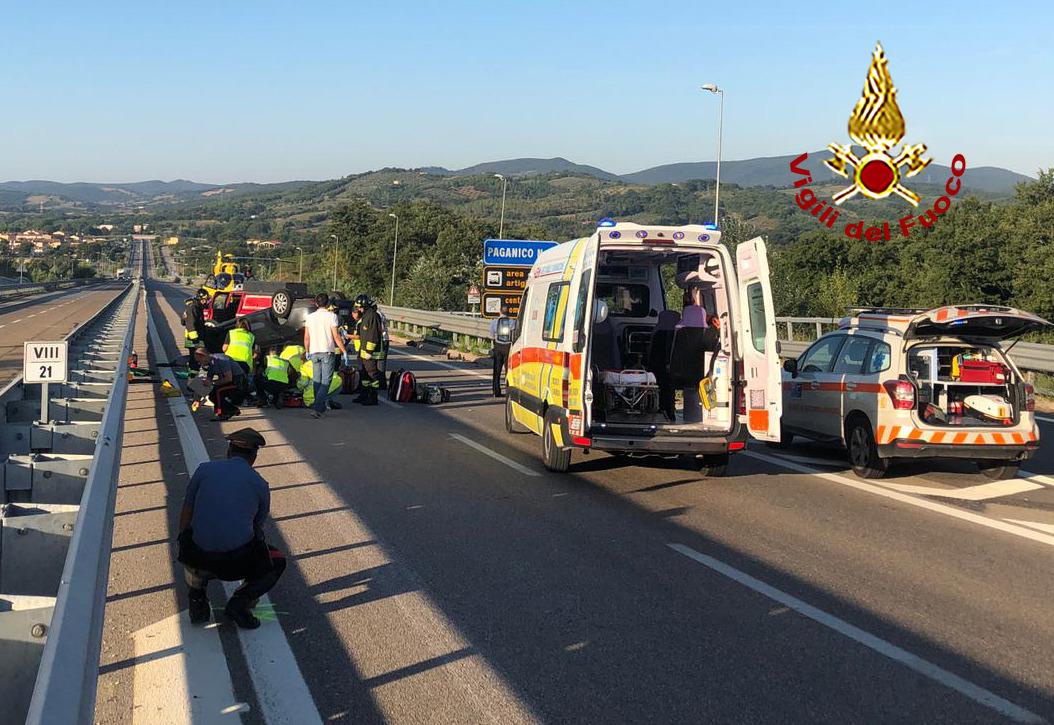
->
xmin=0 ymin=265 xmax=138 ymax=723
xmin=380 ymin=306 xmax=1054 ymax=388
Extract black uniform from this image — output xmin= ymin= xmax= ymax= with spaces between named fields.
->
xmin=183 ymin=297 xmax=206 ymax=371
xmin=491 ymin=315 xmax=516 ymax=396
xmin=356 ymin=305 xmax=385 ymax=405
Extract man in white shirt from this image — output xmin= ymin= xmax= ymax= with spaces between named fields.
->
xmin=302 ymin=293 xmax=347 ymax=418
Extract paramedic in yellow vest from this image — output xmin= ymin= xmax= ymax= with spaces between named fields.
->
xmin=279 ymin=343 xmax=305 ymax=386
xmin=224 ymin=319 xmax=255 ymax=378
xmin=297 ymin=358 xmax=343 ymax=409
xmin=260 ymin=347 xmax=293 ymax=409
xmin=183 ymin=289 xmax=208 ymax=372
xmin=353 ymin=295 xmax=385 ymax=406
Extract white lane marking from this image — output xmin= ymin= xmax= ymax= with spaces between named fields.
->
xmin=391 ymin=347 xmax=490 ymax=380
xmin=1035 ymin=415 xmax=1054 ymax=425
xmin=1018 ymin=470 xmax=1054 ymax=487
xmin=743 ymin=450 xmax=1054 ymax=548
xmin=668 ymin=543 xmax=1044 ymax=724
xmin=877 ymin=478 xmax=1044 ymax=501
xmin=219 ymin=582 xmax=321 ymax=725
xmin=10 ymin=318 xmax=21 ymax=323
xmin=1004 ymin=519 xmax=1054 ymax=535
xmin=450 ymin=433 xmax=540 ymax=477
xmin=131 ymin=612 xmax=246 ymax=723
xmin=146 ymin=288 xmax=322 ymax=725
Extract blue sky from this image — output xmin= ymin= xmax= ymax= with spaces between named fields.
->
xmin=5 ymin=0 xmax=1052 ymax=183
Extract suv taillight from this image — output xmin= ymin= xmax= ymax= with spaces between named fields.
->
xmin=883 ymin=378 xmax=916 ymax=410
xmin=1025 ymin=383 xmax=1036 ymax=412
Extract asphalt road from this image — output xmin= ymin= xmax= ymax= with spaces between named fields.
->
xmin=0 ymin=281 xmax=128 ymax=386
xmin=104 ymin=268 xmax=1054 ymax=724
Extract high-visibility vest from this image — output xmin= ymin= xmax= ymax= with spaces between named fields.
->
xmin=297 ymin=360 xmax=342 ymax=405
xmin=264 ymin=354 xmax=289 ymax=384
xmin=226 ymin=328 xmax=254 ymax=365
xmin=279 ymin=344 xmax=305 ymax=373
xmin=184 ymin=329 xmax=200 ymax=348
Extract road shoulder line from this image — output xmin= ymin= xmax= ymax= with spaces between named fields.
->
xmin=668 ymin=543 xmax=1043 ymax=724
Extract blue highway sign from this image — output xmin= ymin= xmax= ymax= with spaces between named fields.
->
xmin=483 ymin=239 xmax=558 ymax=267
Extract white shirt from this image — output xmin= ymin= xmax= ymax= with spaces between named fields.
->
xmin=304 ymin=308 xmax=339 ymax=354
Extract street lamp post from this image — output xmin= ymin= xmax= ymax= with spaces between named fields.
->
xmin=701 ymin=84 xmax=725 ymax=227
xmin=494 ymin=173 xmax=508 ymax=239
xmin=328 ymin=234 xmax=339 ymax=291
xmin=388 ymin=213 xmax=399 ymax=306
xmin=294 ymin=246 xmax=304 ymax=282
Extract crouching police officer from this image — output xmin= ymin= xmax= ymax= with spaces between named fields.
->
xmin=177 ymin=428 xmax=286 ymax=629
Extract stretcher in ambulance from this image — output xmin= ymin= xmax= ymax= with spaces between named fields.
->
xmin=504 ymin=221 xmax=782 ymax=477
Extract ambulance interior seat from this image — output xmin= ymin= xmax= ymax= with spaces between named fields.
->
xmin=646 ymin=310 xmax=680 ymax=376
xmin=592 ymin=317 xmax=621 ymax=371
xmin=668 ymin=306 xmax=710 ymax=384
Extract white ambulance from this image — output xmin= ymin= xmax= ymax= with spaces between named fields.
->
xmin=504 ymin=221 xmax=782 ymax=476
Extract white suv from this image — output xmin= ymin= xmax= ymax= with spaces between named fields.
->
xmin=779 ymin=305 xmax=1049 ymax=479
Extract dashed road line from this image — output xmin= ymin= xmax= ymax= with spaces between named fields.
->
xmin=744 ymin=450 xmax=1054 ymax=548
xmin=668 ymin=543 xmax=1044 ymax=724
xmin=450 ymin=433 xmax=540 ymax=476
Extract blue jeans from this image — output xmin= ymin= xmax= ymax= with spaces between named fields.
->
xmin=308 ymin=353 xmax=336 ymax=414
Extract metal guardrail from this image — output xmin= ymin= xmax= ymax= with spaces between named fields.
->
xmin=0 ymin=261 xmax=138 ymax=722
xmin=379 ymin=307 xmax=1054 ymax=378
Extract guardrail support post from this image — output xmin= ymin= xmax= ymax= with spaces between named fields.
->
xmin=786 ymin=321 xmax=793 ymax=340
xmin=815 ymin=321 xmax=823 ymax=338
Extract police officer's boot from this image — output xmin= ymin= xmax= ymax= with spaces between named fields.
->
xmin=188 ymin=588 xmax=211 ymax=624
xmin=224 ymin=595 xmax=260 ymax=630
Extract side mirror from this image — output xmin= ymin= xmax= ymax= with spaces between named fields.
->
xmin=783 ymin=358 xmax=798 ymax=377
xmin=593 ymin=299 xmax=609 ymax=324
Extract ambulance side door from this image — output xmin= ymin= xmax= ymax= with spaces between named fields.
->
xmin=571 ymin=236 xmax=600 ymax=430
xmin=735 ymin=237 xmax=782 ymax=442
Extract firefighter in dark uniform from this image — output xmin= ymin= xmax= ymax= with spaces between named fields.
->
xmin=183 ymin=288 xmax=209 ymax=371
xmin=353 ymin=295 xmax=385 ymax=406
xmin=177 ymin=427 xmax=286 ymax=629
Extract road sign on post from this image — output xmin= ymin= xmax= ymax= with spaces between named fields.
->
xmin=483 ymin=292 xmax=523 ymax=318
xmin=483 ymin=266 xmax=529 ymax=293
xmin=467 ymin=284 xmax=481 ymax=305
xmin=24 ymin=341 xmax=68 ymax=384
xmin=482 ymin=239 xmax=557 ymax=267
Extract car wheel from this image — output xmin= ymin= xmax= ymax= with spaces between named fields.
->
xmin=847 ymin=419 xmax=888 ymax=479
xmin=505 ymin=397 xmax=528 ymax=434
xmin=976 ymin=459 xmax=1021 ymax=480
xmin=542 ymin=409 xmax=571 ymax=472
xmin=271 ymin=290 xmax=292 ymax=319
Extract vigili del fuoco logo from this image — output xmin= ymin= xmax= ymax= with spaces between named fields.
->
xmin=789 ymin=43 xmax=967 ymax=241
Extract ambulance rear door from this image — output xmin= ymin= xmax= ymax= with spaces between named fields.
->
xmin=570 ymin=233 xmax=601 ymax=435
xmin=735 ymin=237 xmax=782 ymax=442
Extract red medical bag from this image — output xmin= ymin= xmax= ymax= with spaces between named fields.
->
xmin=957 ymin=360 xmax=1008 ymax=384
